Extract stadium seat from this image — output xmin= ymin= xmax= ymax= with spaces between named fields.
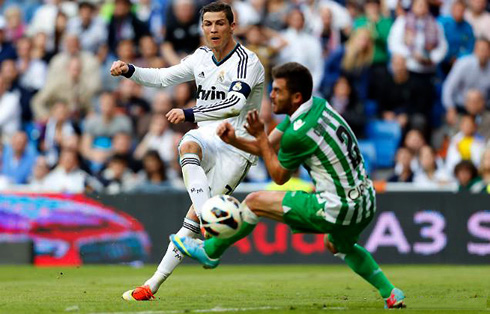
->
xmin=365 ymin=120 xmax=402 ymax=168
xmin=358 ymin=139 xmax=376 ymax=175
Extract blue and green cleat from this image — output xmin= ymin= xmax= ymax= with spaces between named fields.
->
xmin=384 ymin=288 xmax=406 ymax=309
xmin=170 ymin=234 xmax=220 ymax=269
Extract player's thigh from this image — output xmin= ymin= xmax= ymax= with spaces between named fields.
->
xmin=282 ymin=191 xmax=336 ymax=234
xmin=208 ymin=148 xmax=251 ymax=196
xmin=244 ymin=191 xmax=287 ymax=222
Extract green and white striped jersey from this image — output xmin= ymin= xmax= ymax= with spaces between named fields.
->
xmin=276 ymin=97 xmax=376 ymax=226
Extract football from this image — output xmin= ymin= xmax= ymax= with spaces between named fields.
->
xmin=201 ymin=195 xmax=243 ymax=239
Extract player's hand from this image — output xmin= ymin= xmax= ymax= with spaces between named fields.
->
xmin=244 ymin=110 xmax=265 ymax=138
xmin=166 ymin=108 xmax=185 ymax=124
xmin=110 ymin=60 xmax=129 ymax=76
xmin=217 ymin=121 xmax=237 ymax=144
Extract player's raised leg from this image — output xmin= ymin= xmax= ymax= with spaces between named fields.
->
xmin=171 ymin=191 xmax=286 ymax=266
xmin=324 ymin=236 xmax=405 ymax=308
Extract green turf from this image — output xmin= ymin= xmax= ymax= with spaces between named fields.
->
xmin=0 ymin=264 xmax=488 ymax=314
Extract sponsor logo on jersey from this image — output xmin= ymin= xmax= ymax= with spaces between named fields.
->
xmin=293 ymin=119 xmax=305 ymax=131
xmin=196 ymin=85 xmax=226 ymax=100
xmin=198 ymin=71 xmax=205 ymax=78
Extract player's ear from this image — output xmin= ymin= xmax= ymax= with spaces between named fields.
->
xmin=292 ymin=92 xmax=303 ymax=105
xmin=230 ymin=21 xmax=236 ymax=33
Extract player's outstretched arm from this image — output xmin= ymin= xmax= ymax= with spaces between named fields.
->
xmin=245 ymin=110 xmax=292 ymax=185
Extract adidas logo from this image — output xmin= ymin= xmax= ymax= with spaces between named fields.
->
xmin=198 ymin=72 xmax=205 ymax=78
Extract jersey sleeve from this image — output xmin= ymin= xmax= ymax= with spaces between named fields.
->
xmin=188 ymin=51 xmax=265 ymax=123
xmin=275 ymin=117 xmax=291 ymax=133
xmin=126 ymin=50 xmax=198 ymax=88
xmin=278 ymin=131 xmax=317 ymax=171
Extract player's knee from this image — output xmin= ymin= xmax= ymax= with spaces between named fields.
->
xmin=244 ymin=192 xmax=264 ymax=213
xmin=179 ymin=141 xmax=202 ymax=159
xmin=324 ymin=235 xmax=338 ymax=254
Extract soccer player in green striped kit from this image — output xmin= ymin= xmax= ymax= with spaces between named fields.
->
xmin=171 ymin=62 xmax=405 ymax=309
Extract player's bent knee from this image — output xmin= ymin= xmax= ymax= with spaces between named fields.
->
xmin=244 ymin=192 xmax=265 ymax=210
xmin=179 ymin=141 xmax=202 ymax=158
xmin=324 ymin=235 xmax=338 ymax=254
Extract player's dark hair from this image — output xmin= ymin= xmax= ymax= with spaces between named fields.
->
xmin=200 ymin=2 xmax=234 ymax=24
xmin=272 ymin=62 xmax=313 ymax=101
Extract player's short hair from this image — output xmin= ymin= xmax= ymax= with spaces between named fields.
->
xmin=272 ymin=62 xmax=313 ymax=101
xmin=200 ymin=2 xmax=234 ymax=24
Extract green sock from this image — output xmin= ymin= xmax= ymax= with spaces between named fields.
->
xmin=344 ymin=244 xmax=394 ymax=298
xmin=204 ymin=221 xmax=257 ymax=259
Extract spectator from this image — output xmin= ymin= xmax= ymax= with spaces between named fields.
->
xmin=1 ymin=59 xmax=32 ymax=124
xmin=438 ymin=0 xmax=475 ymax=75
xmin=151 ymin=91 xmax=173 ymax=114
xmin=66 ymin=1 xmax=107 ymax=54
xmin=479 ymin=147 xmax=490 ymax=193
xmin=464 ymin=89 xmax=490 ymax=141
xmin=107 ymin=0 xmax=150 ymax=54
xmin=413 ymin=145 xmax=451 ymax=187
xmin=388 ymin=146 xmax=415 ymax=182
xmin=328 ymin=76 xmax=365 ymax=137
xmin=1 ymin=131 xmax=37 ymax=184
xmin=116 ymin=78 xmax=151 ymax=139
xmin=443 ymin=38 xmax=490 ymax=126
xmin=32 ymin=56 xmax=98 ymax=121
xmin=388 ymin=0 xmax=448 ymax=124
xmin=134 ymin=113 xmax=176 ymax=165
xmin=99 ymin=154 xmax=138 ymax=194
xmin=134 ymin=0 xmax=165 ymax=44
xmin=49 ymin=10 xmax=68 ymax=57
xmin=0 ymin=16 xmax=17 ymax=62
xmin=161 ymin=0 xmax=200 ymax=66
xmin=454 ymin=159 xmax=485 ymax=192
xmin=134 ymin=35 xmax=161 ymax=68
xmin=97 ymin=43 xmax=119 ymax=92
xmin=322 ymin=28 xmax=373 ymax=100
xmin=394 ymin=128 xmax=427 ymax=174
xmin=4 ymin=5 xmax=26 ymax=43
xmin=27 ymin=0 xmax=77 ymax=39
xmin=353 ymin=0 xmax=393 ymax=100
xmin=115 ymin=39 xmax=136 ymax=64
xmin=465 ymin=0 xmax=490 ymax=40
xmin=133 ymin=150 xmax=173 ymax=192
xmin=28 ymin=156 xmax=50 ymax=191
xmin=446 ymin=114 xmax=486 ymax=173
xmin=317 ymin=6 xmax=341 ymax=58
xmin=262 ymin=0 xmax=289 ymax=31
xmin=41 ymin=100 xmax=76 ymax=167
xmin=15 ymin=36 xmax=47 ymax=93
xmin=0 ymin=75 xmax=21 ymax=144
xmin=278 ymin=8 xmax=323 ymax=91
xmin=45 ymin=34 xmax=101 ymax=90
xmin=43 ymin=148 xmax=96 ymax=193
xmin=378 ymin=55 xmax=416 ymax=129
xmin=109 ymin=132 xmax=141 ymax=173
xmin=81 ymin=92 xmax=132 ymax=170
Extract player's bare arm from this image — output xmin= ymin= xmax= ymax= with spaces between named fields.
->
xmin=217 ymin=120 xmax=282 ymax=155
xmin=245 ymin=110 xmax=291 ymax=185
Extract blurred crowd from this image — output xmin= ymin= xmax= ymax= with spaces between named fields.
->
xmin=0 ymin=0 xmax=488 ymax=194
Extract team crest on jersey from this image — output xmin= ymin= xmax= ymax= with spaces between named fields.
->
xmin=217 ymin=71 xmax=225 ymax=83
xmin=293 ymin=119 xmax=305 ymax=131
xmin=232 ymin=82 xmax=242 ymax=91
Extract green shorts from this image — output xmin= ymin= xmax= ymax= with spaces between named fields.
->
xmin=282 ymin=191 xmax=373 ymax=253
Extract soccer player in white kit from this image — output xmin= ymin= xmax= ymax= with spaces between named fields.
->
xmin=110 ymin=1 xmax=264 ymax=301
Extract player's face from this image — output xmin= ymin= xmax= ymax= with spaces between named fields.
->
xmin=270 ymin=78 xmax=293 ymax=114
xmin=202 ymin=12 xmax=235 ymax=50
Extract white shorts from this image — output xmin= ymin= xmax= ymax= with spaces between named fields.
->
xmin=179 ymin=127 xmax=252 ymax=196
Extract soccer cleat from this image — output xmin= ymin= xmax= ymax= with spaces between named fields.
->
xmin=384 ymin=288 xmax=406 ymax=309
xmin=121 ymin=285 xmax=155 ymax=301
xmin=170 ymin=234 xmax=220 ymax=269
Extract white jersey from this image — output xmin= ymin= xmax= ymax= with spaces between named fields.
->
xmin=127 ymin=43 xmax=265 ymax=161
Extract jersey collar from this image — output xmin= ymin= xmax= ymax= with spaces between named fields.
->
xmin=290 ymin=97 xmax=313 ymax=122
xmin=212 ymin=42 xmax=240 ymax=66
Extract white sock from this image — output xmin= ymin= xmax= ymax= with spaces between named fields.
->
xmin=144 ymin=218 xmax=200 ymax=294
xmin=180 ymin=153 xmax=210 ymax=218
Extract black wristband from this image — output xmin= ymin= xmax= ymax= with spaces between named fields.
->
xmin=122 ymin=64 xmax=135 ymax=78
xmin=183 ymin=108 xmax=195 ymax=122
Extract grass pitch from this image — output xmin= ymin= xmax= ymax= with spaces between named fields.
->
xmin=0 ymin=264 xmax=488 ymax=314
